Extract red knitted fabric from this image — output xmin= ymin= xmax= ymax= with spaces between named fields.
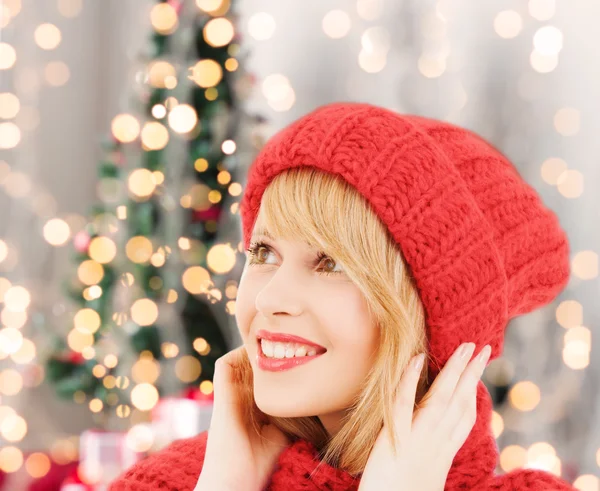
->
xmin=109 ymin=102 xmax=573 ymax=490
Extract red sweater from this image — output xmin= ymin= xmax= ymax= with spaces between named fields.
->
xmin=109 ymin=414 xmax=575 ymax=490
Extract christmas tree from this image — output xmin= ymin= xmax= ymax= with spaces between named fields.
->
xmin=45 ymin=0 xmax=254 ymax=427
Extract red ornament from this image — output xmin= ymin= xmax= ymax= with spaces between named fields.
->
xmin=167 ymin=0 xmax=182 ymax=14
xmin=58 ymin=464 xmax=93 ymax=491
xmin=182 ymin=386 xmax=214 ymax=404
xmin=192 ymin=205 xmax=221 ymax=222
xmin=73 ymin=231 xmax=91 ymax=254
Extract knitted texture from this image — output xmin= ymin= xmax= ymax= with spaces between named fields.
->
xmin=109 ymin=102 xmax=574 ymax=490
xmin=109 ymin=426 xmax=574 ymax=490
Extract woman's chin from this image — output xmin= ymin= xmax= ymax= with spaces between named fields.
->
xmin=254 ymin=390 xmax=313 ymax=418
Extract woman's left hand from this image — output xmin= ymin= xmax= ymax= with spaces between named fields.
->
xmin=358 ymin=342 xmax=491 ymax=491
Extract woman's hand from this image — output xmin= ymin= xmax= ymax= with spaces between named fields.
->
xmin=358 ymin=342 xmax=491 ymax=491
xmin=195 ymin=346 xmax=291 ymax=491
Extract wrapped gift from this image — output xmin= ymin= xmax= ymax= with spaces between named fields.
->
xmin=151 ymin=388 xmax=213 ymax=449
xmin=77 ymin=429 xmax=144 ymax=490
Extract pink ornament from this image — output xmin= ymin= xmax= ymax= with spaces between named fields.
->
xmin=73 ymin=231 xmax=91 ymax=254
xmin=167 ymin=0 xmax=182 ymax=14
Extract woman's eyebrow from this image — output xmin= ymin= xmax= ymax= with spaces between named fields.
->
xmin=251 ymin=230 xmax=320 ymax=251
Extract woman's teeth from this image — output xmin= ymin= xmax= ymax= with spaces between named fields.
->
xmin=260 ymin=339 xmax=318 ymax=358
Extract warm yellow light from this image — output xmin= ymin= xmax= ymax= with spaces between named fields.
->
xmin=196 ymin=0 xmax=230 ymax=15
xmin=111 ymin=114 xmax=140 ymax=143
xmin=88 ymin=236 xmax=117 ymax=264
xmin=34 ymin=23 xmax=62 ymax=50
xmin=58 ymin=0 xmax=82 ymax=18
xmin=0 ymin=446 xmax=23 ymax=473
xmin=554 ymin=107 xmax=580 ymax=136
xmin=0 ymin=240 xmax=7 ymax=263
xmin=228 ymin=182 xmax=242 ymax=196
xmin=207 ymin=243 xmax=237 ymax=274
xmin=491 ymin=410 xmax=504 ymax=439
xmin=193 ymin=337 xmax=209 ymax=355
xmin=92 ymin=365 xmax=106 ymax=378
xmin=0 ymin=122 xmax=21 ymax=149
xmin=10 ymin=338 xmax=36 ymax=364
xmin=67 ymin=329 xmax=94 ymax=353
xmin=83 ymin=285 xmax=102 ymax=301
xmin=168 ymin=104 xmax=198 ymax=134
xmin=25 ymin=452 xmax=51 ymax=479
xmin=148 ymin=61 xmax=176 ymax=88
xmin=0 ymin=93 xmax=20 ymax=119
xmin=175 ymin=355 xmax=202 ymax=382
xmin=493 ymin=10 xmax=523 ymax=39
xmin=131 ymin=383 xmax=159 ymax=411
xmin=162 ymin=342 xmax=179 ymax=358
xmin=166 ymin=289 xmax=178 ymax=303
xmin=555 ymin=300 xmax=582 ymax=328
xmin=74 ymin=308 xmax=101 ymax=334
xmin=43 ymin=218 xmax=71 ymax=246
xmin=44 ymin=61 xmax=70 ymax=86
xmin=89 ymin=398 xmax=103 ymax=413
xmin=222 ymin=139 xmax=236 ymax=154
xmin=0 ymin=369 xmax=23 ymax=396
xmin=132 ymin=357 xmax=160 ymax=384
xmin=130 ymin=298 xmax=158 ymax=326
xmin=534 ymin=25 xmax=563 ymax=56
xmin=509 ymin=381 xmax=541 ymax=411
xmin=499 ymin=444 xmax=527 ymax=472
xmin=128 ymin=168 xmax=156 ymax=198
xmin=104 ymin=354 xmax=118 ymax=368
xmin=77 ymin=260 xmax=104 ymax=285
xmin=1 ymin=413 xmax=27 ymax=441
xmin=182 ymin=266 xmax=212 ymax=294
xmin=125 ymin=424 xmax=154 ymax=452
xmin=4 ymin=286 xmax=31 ymax=312
xmin=322 ymin=10 xmax=351 ymax=39
xmin=247 ymin=12 xmax=276 ymax=40
xmin=540 ymin=157 xmax=567 ymax=185
xmin=0 ymin=327 xmax=23 ymax=354
xmin=572 ymin=250 xmax=598 ymax=280
xmin=141 ymin=122 xmax=169 ymax=151
xmin=189 ymin=59 xmax=222 ymax=88
xmin=204 ymin=17 xmax=234 ymax=47
xmin=0 ymin=43 xmax=17 ymax=70
xmin=557 ymin=169 xmax=584 ymax=199
xmin=1 ymin=309 xmax=27 ymax=330
xmin=150 ymin=3 xmax=178 ymax=35
xmin=116 ymin=375 xmax=130 ymax=389
xmin=126 ymin=236 xmax=153 ymax=263
xmin=116 ymin=404 xmax=131 ymax=418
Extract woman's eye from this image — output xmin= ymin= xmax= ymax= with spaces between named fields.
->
xmin=246 ymin=241 xmax=343 ymax=276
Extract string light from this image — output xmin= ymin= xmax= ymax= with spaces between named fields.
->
xmin=247 ymin=12 xmax=276 ymax=40
xmin=189 ymin=59 xmax=222 ymax=88
xmin=34 ymin=23 xmax=62 ymax=50
xmin=322 ymin=10 xmax=351 ymax=39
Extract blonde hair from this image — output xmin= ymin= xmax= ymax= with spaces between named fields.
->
xmin=235 ymin=166 xmax=430 ymax=477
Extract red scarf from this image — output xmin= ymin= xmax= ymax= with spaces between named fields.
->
xmin=110 ymin=396 xmax=574 ymax=491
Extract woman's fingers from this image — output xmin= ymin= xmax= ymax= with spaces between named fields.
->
xmin=442 ymin=345 xmax=491 ymax=441
xmin=392 ymin=353 xmax=425 ymax=438
xmin=417 ymin=343 xmax=476 ymax=418
xmin=210 ymin=346 xmax=247 ymax=429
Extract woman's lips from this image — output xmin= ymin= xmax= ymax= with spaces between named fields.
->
xmin=256 ymin=341 xmax=325 ymax=372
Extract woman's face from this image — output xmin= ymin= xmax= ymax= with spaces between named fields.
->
xmin=235 ymin=231 xmax=379 ymax=436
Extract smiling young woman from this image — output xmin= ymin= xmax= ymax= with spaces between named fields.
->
xmin=109 ymin=102 xmax=574 ymax=491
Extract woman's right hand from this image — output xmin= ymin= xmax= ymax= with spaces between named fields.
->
xmin=194 ymin=346 xmax=291 ymax=491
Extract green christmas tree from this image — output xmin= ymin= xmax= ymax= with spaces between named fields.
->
xmin=45 ymin=0 xmax=256 ymax=426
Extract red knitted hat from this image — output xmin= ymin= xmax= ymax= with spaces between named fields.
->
xmin=240 ymin=101 xmax=570 ymax=373
xmin=238 ymin=102 xmax=572 ymax=486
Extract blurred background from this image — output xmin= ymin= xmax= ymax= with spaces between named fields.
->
xmin=0 ymin=0 xmax=598 ymax=489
